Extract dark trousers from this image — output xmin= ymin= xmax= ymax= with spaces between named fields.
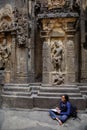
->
xmin=49 ymin=110 xmax=68 ymax=123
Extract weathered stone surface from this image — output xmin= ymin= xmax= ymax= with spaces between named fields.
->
xmin=0 ymin=0 xmax=87 ymax=110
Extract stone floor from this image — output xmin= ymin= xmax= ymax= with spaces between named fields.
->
xmin=0 ymin=108 xmax=87 ymax=130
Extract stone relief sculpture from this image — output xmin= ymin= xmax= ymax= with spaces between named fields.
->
xmin=14 ymin=8 xmax=28 ymax=47
xmin=48 ymin=0 xmax=66 ymax=9
xmin=0 ymin=39 xmax=11 ymax=69
xmin=42 ymin=18 xmax=66 ymax=85
xmin=0 ymin=4 xmax=13 ymax=70
xmin=51 ymin=40 xmax=65 ymax=85
xmin=53 ymin=72 xmax=64 ymax=85
xmin=0 ymin=4 xmax=14 ymax=31
xmin=51 ymin=40 xmax=64 ymax=72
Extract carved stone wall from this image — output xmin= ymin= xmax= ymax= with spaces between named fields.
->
xmin=0 ymin=0 xmax=86 ymax=85
xmin=0 ymin=1 xmax=31 ymax=83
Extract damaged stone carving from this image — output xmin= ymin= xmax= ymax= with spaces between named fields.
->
xmin=14 ymin=8 xmax=28 ymax=47
xmin=0 ymin=4 xmax=14 ymax=31
xmin=51 ymin=40 xmax=65 ymax=85
xmin=53 ymin=72 xmax=64 ymax=85
xmin=0 ymin=4 xmax=13 ymax=70
xmin=0 ymin=39 xmax=11 ymax=69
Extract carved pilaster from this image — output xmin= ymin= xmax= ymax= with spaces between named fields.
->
xmin=10 ymin=31 xmax=16 ymax=82
xmin=42 ymin=41 xmax=52 ymax=84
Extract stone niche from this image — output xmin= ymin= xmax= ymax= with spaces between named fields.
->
xmin=41 ymin=18 xmax=77 ymax=85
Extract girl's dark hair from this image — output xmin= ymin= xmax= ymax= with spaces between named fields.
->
xmin=64 ymin=94 xmax=69 ymax=101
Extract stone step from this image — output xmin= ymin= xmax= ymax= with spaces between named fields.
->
xmin=3 ymin=87 xmax=31 ymax=92
xmin=79 ymin=86 xmax=87 ymax=90
xmin=42 ymin=84 xmax=77 ymax=88
xmin=4 ymin=84 xmax=29 ymax=87
xmin=80 ymin=91 xmax=87 ymax=95
xmin=3 ymin=84 xmax=40 ymax=92
xmin=39 ymin=87 xmax=80 ymax=93
xmin=79 ymin=86 xmax=87 ymax=95
xmin=1 ymin=84 xmax=86 ymax=110
xmin=2 ymin=91 xmax=32 ymax=96
xmin=2 ymin=93 xmax=86 ymax=110
xmin=38 ymin=92 xmax=82 ymax=97
xmin=33 ymin=96 xmax=86 ymax=110
xmin=2 ymin=94 xmax=33 ymax=109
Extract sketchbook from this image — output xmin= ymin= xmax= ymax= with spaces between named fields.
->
xmin=51 ymin=109 xmax=58 ymax=112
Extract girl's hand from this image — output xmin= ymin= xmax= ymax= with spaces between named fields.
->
xmin=55 ymin=107 xmax=61 ymax=113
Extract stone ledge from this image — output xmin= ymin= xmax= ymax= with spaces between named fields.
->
xmin=38 ymin=12 xmax=79 ymax=19
xmin=1 ymin=84 xmax=87 ymax=110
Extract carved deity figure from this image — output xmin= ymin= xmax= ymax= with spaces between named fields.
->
xmin=51 ymin=40 xmax=64 ymax=72
xmin=0 ymin=39 xmax=11 ymax=69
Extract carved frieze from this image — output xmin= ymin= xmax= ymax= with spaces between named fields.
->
xmin=36 ymin=0 xmax=80 ymax=16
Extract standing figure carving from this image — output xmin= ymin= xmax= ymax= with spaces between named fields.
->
xmin=0 ymin=39 xmax=11 ymax=69
xmin=51 ymin=40 xmax=64 ymax=72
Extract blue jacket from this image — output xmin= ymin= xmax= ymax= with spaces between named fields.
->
xmin=59 ymin=101 xmax=71 ymax=116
